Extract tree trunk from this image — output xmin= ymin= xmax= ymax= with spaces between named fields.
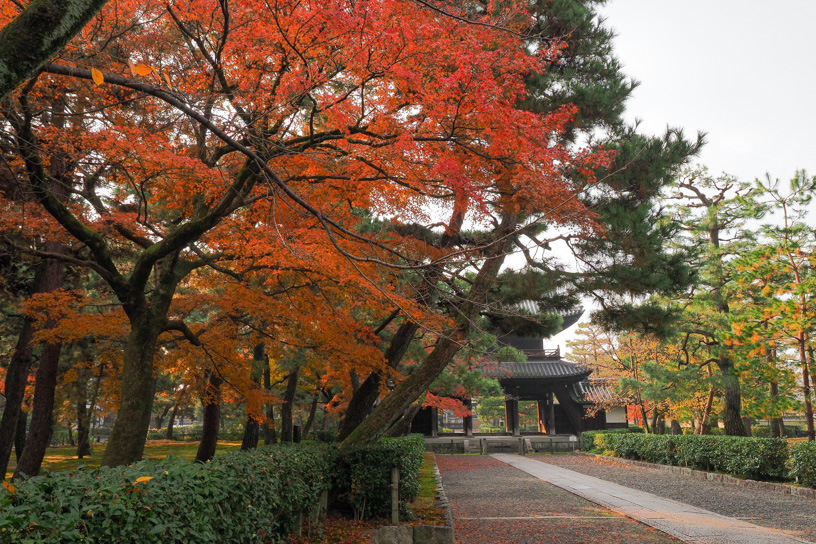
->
xmin=639 ymin=402 xmax=651 ymax=433
xmin=670 ymin=419 xmax=682 ymax=435
xmin=769 ymin=381 xmax=784 ymax=438
xmin=262 ymin=350 xmax=277 ymax=445
xmin=102 ymin=309 xmax=164 ymax=466
xmin=195 ymin=372 xmax=223 ymax=463
xmin=164 ymin=386 xmax=187 ymax=440
xmin=337 ymin=208 xmax=465 ymax=442
xmin=0 ymin=0 xmax=112 ymax=100
xmin=343 ymin=215 xmax=515 ymax=445
xmin=165 ymin=403 xmax=179 ymax=440
xmin=800 ymin=337 xmax=815 ymax=441
xmin=76 ymin=398 xmax=92 ymax=458
xmin=302 ymin=394 xmax=319 ymax=439
xmin=263 ymin=404 xmax=277 ymax=445
xmin=385 ymin=401 xmax=423 ymax=437
xmin=741 ymin=417 xmax=753 ymax=437
xmin=281 ymin=369 xmax=299 ymax=443
xmin=0 ymin=245 xmax=65 ymax=477
xmin=14 ymin=337 xmax=63 ymax=480
xmin=0 ymin=291 xmax=38 ymax=477
xmin=240 ymin=417 xmax=260 ymax=451
xmin=337 ymin=321 xmax=419 ymax=441
xmin=240 ymin=345 xmax=264 ymax=450
xmin=717 ymin=355 xmax=747 ymax=436
xmin=154 ymin=404 xmax=172 ymax=431
xmin=14 ymin=411 xmax=28 ymax=461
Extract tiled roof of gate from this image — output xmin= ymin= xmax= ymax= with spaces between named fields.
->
xmin=482 ymin=361 xmax=591 ymax=380
xmin=569 ymin=379 xmax=623 ymax=404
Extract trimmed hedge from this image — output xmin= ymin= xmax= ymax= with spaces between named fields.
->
xmin=580 ymin=427 xmax=643 ymax=451
xmin=790 ymin=441 xmax=816 ymax=488
xmin=146 ymin=424 xmax=246 ymax=442
xmin=584 ymin=431 xmax=789 ymax=481
xmin=336 ymin=434 xmax=425 ymax=519
xmin=0 ymin=434 xmax=426 ymax=542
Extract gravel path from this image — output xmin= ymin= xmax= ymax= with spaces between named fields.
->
xmin=538 ymin=454 xmax=816 ymax=542
xmin=437 ymin=455 xmax=680 ymax=544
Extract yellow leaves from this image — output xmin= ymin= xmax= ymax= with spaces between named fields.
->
xmin=133 ymin=476 xmax=153 ymax=484
xmin=91 ymin=68 xmax=104 ymax=86
xmin=128 ymin=60 xmax=153 ymax=77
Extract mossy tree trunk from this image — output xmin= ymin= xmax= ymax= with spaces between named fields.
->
xmin=0 ymin=0 xmax=111 ymax=99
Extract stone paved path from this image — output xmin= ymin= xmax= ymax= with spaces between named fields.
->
xmin=436 ymin=455 xmax=680 ymax=544
xmin=495 ymin=454 xmax=815 ymax=544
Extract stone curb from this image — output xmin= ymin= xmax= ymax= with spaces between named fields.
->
xmin=580 ymin=452 xmax=816 ymax=499
xmin=432 ymin=454 xmax=455 ymax=530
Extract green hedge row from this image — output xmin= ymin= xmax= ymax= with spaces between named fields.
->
xmin=145 ymin=425 xmax=246 ymax=442
xmin=0 ymin=435 xmax=426 ymax=543
xmin=579 ymin=427 xmax=644 ymax=451
xmin=790 ymin=441 xmax=816 ymax=487
xmin=585 ymin=432 xmax=791 ymax=481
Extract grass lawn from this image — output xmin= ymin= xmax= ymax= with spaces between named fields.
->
xmin=5 ymin=440 xmax=245 ymax=480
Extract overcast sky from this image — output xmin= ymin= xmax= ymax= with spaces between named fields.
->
xmin=596 ymin=1 xmax=816 ymax=183
xmin=551 ymin=1 xmax=816 ymax=351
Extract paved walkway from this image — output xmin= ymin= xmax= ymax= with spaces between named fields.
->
xmin=437 ymin=455 xmax=680 ymax=544
xmin=495 ymin=454 xmax=814 ymax=544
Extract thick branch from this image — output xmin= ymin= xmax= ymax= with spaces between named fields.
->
xmin=0 ymin=0 xmax=110 ymax=99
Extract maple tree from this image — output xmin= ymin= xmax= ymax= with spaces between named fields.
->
xmin=1 ymin=0 xmax=605 ymax=465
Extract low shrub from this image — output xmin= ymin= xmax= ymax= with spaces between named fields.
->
xmin=674 ymin=435 xmax=721 ymax=471
xmin=715 ymin=436 xmax=787 ymax=480
xmin=590 ymin=432 xmax=789 ymax=482
xmin=752 ymin=425 xmax=798 ymax=439
xmin=0 ymin=444 xmax=334 ymax=543
xmin=335 ymin=434 xmax=425 ymax=520
xmin=146 ymin=424 xmax=246 ymax=442
xmin=789 ymin=441 xmax=816 ymax=488
xmin=580 ymin=427 xmax=644 ymax=451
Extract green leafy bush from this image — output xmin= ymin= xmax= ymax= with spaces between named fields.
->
xmin=589 ymin=432 xmax=789 ymax=481
xmin=789 ymin=441 xmax=816 ymax=487
xmin=0 ymin=444 xmax=334 ymax=543
xmin=715 ymin=436 xmax=788 ymax=480
xmin=580 ymin=427 xmax=643 ymax=451
xmin=335 ymin=434 xmax=425 ymax=520
xmin=146 ymin=424 xmax=246 ymax=442
xmin=674 ymin=435 xmax=721 ymax=471
xmin=752 ymin=426 xmax=798 ymax=439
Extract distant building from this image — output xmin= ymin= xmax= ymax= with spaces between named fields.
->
xmin=412 ymin=335 xmax=628 ymax=436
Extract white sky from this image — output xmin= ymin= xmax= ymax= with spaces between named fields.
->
xmin=551 ymin=1 xmax=816 ymax=352
xmin=596 ymin=1 xmax=816 ymax=183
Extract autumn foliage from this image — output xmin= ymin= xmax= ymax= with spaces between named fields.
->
xmin=0 ymin=0 xmax=616 ymax=466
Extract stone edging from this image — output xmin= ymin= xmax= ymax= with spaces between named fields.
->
xmin=580 ymin=452 xmax=816 ymax=499
xmin=433 ymin=454 xmax=455 ymax=530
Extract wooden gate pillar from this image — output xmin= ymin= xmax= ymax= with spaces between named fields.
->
xmin=463 ymin=398 xmax=473 ymax=436
xmin=505 ymin=397 xmax=520 ymax=436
